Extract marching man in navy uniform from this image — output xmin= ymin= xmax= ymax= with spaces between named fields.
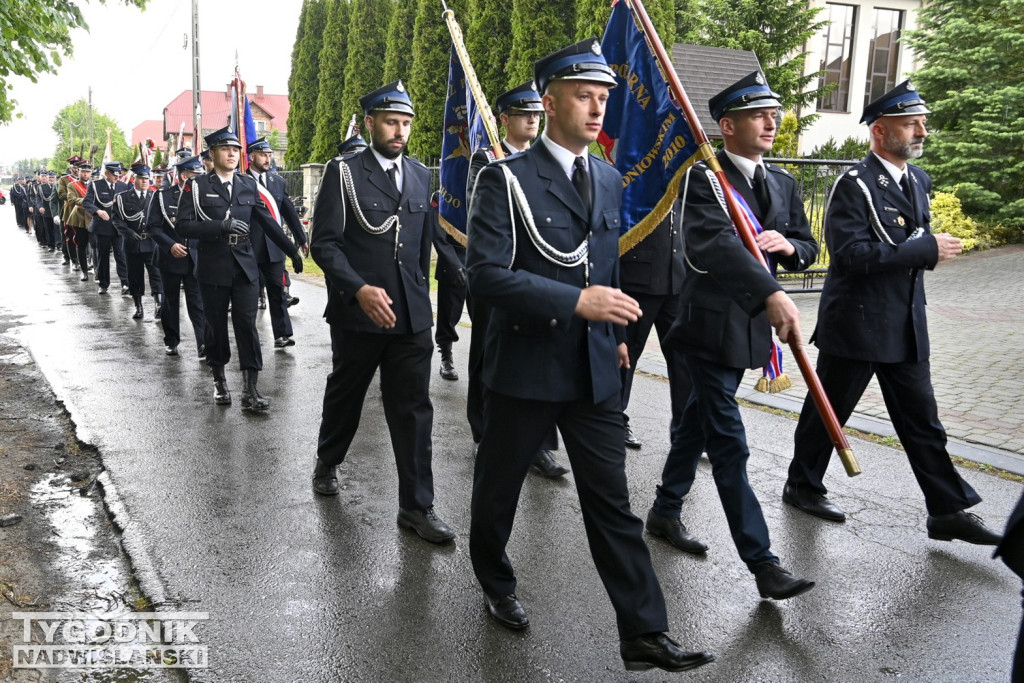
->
xmin=149 ymin=154 xmax=208 ymax=358
xmin=309 ymin=81 xmax=457 ymax=545
xmin=113 ymin=163 xmax=164 ymax=320
xmin=464 ymin=81 xmax=569 ymax=479
xmin=10 ymin=177 xmax=28 ymax=229
xmin=647 ymin=72 xmax=818 ymax=600
xmin=245 ymin=137 xmax=309 ymax=348
xmin=83 ymin=161 xmax=132 ymax=295
xmin=176 ymin=126 xmax=304 ymax=411
xmin=466 ymin=39 xmax=713 ymax=673
xmin=785 ymin=81 xmax=1003 ymax=545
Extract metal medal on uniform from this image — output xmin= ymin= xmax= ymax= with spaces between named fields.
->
xmin=396 ymin=81 xmax=405 ymax=92
xmin=755 ymin=73 xmax=765 ymax=85
xmin=896 ymin=216 xmax=905 ymax=226
xmin=877 ymin=174 xmax=889 ymax=188
xmin=591 ymin=41 xmax=601 ymax=55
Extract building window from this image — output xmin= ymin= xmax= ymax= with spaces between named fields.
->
xmin=864 ymin=8 xmax=904 ymax=107
xmin=817 ymin=3 xmax=857 ymax=113
xmin=256 ymin=120 xmax=266 ymax=133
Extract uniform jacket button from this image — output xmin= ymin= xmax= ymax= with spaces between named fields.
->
xmin=513 ymin=324 xmax=520 ymax=331
xmin=549 ymin=319 xmax=557 ymax=327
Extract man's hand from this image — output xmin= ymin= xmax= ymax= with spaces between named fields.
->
xmin=355 ymin=285 xmax=396 ymax=329
xmin=934 ymin=233 xmax=963 ymax=262
xmin=755 ymin=229 xmax=795 ymax=257
xmin=291 ymin=254 xmax=304 ymax=274
xmin=449 ymin=267 xmax=467 ymax=288
xmin=130 ymin=231 xmax=144 ymax=241
xmin=170 ymin=243 xmax=188 ymax=258
xmin=574 ymin=286 xmax=642 ymax=325
xmin=300 ymin=243 xmax=309 ymax=257
xmin=765 ymin=290 xmax=802 ymax=345
xmin=95 ymin=209 xmax=110 ymax=221
xmin=221 ymin=218 xmax=249 ymax=236
xmin=617 ymin=343 xmax=630 ymax=369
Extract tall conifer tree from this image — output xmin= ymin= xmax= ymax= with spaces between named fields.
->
xmin=341 ymin=0 xmax=395 ymax=135
xmin=385 ymin=0 xmax=417 ymax=83
xmin=465 ymin=0 xmax=511 ymax=107
xmin=408 ymin=0 xmax=464 ymax=160
xmin=310 ymin=0 xmax=352 ymax=163
xmin=285 ymin=0 xmax=328 ymax=168
xmin=507 ymin=0 xmax=573 ymax=87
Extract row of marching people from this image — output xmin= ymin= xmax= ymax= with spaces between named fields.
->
xmin=17 ymin=132 xmax=308 ymax=414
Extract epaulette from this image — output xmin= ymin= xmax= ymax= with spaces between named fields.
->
xmin=405 ymin=156 xmax=427 ymax=170
xmin=590 ymin=154 xmax=616 ymax=171
xmin=765 ymin=163 xmax=793 ymax=179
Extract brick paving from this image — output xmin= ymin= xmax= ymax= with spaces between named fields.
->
xmin=634 ymin=244 xmax=1024 ymax=459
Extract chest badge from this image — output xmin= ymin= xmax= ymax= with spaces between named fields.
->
xmin=896 ymin=216 xmax=905 ymax=226
xmin=877 ymin=174 xmax=889 ymax=188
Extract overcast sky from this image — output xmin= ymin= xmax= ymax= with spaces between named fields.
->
xmin=0 ymin=0 xmax=303 ymax=167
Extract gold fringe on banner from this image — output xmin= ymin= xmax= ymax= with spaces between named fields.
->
xmin=438 ymin=215 xmax=468 ymax=248
xmin=755 ymin=373 xmax=793 ymax=394
xmin=617 ymin=150 xmax=703 ymax=256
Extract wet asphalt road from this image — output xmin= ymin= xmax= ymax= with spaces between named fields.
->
xmin=1 ymin=207 xmax=1021 ymax=682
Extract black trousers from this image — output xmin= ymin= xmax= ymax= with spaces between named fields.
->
xmin=160 ymin=266 xmax=206 ymax=351
xmin=789 ymin=351 xmax=981 ymax=516
xmin=316 ymin=327 xmax=435 ymax=511
xmin=14 ymin=202 xmax=26 ymax=228
xmin=94 ymin=233 xmax=129 ymax=289
xmin=68 ymin=227 xmax=90 ymax=272
xmin=198 ymin=261 xmax=261 ymax=371
xmin=258 ymin=260 xmax=292 ymax=339
xmin=435 ymin=280 xmax=466 ymax=348
xmin=621 ymin=291 xmax=689 ymax=431
xmin=653 ymin=355 xmax=776 ymax=569
xmin=470 ymin=389 xmax=668 ymax=640
xmin=126 ymin=249 xmax=163 ymax=299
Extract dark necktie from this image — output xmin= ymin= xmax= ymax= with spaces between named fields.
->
xmin=752 ymin=164 xmax=771 ymax=216
xmin=386 ymin=164 xmax=399 ymax=192
xmin=224 ymin=182 xmax=231 ymax=199
xmin=572 ymin=156 xmax=591 ymax=214
xmin=259 ymin=173 xmax=267 ymax=188
xmin=900 ymin=174 xmax=915 ymax=209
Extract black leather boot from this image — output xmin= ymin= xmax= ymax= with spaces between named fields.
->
xmin=212 ymin=365 xmax=231 ymax=405
xmin=241 ymin=369 xmax=270 ymax=412
xmin=132 ymin=296 xmax=144 ymax=320
xmin=439 ymin=343 xmax=458 ymax=381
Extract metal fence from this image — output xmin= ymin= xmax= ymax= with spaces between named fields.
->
xmin=764 ymin=157 xmax=857 ymax=292
xmin=276 ymin=170 xmax=305 ymax=201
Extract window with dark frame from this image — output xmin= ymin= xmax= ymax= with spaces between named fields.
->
xmin=864 ymin=8 xmax=904 ymax=108
xmin=817 ymin=3 xmax=858 ymax=113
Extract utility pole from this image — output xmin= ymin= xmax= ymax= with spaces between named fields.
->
xmin=87 ymin=86 xmax=95 ymax=161
xmin=191 ymin=0 xmax=202 ymax=152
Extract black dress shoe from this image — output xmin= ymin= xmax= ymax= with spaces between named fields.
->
xmin=121 ymin=284 xmax=130 ymax=296
xmin=484 ymin=593 xmax=529 ymax=630
xmin=165 ymin=346 xmax=178 ymax=356
xmin=753 ymin=561 xmax=815 ymax=600
xmin=274 ymin=336 xmax=296 ymax=348
xmin=97 ymin=286 xmax=107 ymax=295
xmin=645 ymin=510 xmax=708 ymax=554
xmin=530 ymin=450 xmax=569 ymax=479
xmin=80 ymin=273 xmax=89 ymax=281
xmin=438 ymin=344 xmax=458 ymax=381
xmin=620 ymin=633 xmax=714 ymax=672
xmin=397 ymin=507 xmax=456 ymax=543
xmin=286 ymin=295 xmax=300 ymax=307
xmin=132 ymin=303 xmax=144 ymax=320
xmin=927 ymin=510 xmax=1002 ymax=545
xmin=783 ymin=483 xmax=846 ymax=522
xmin=624 ymin=423 xmax=642 ymax=449
xmin=312 ymin=459 xmax=339 ymax=496
xmin=198 ymin=345 xmax=207 ymax=359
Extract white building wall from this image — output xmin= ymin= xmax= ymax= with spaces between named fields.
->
xmin=798 ymin=0 xmax=923 ymax=153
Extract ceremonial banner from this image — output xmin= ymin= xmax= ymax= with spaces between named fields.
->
xmin=438 ymin=45 xmax=487 ymax=244
xmin=228 ymin=70 xmax=257 ymax=172
xmin=599 ymin=0 xmax=700 ymax=253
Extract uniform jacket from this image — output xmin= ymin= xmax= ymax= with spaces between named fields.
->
xmin=310 ymin=148 xmax=434 ymax=335
xmin=466 ymin=137 xmax=625 ymax=405
xmin=63 ymin=177 xmax=91 ymax=229
xmin=246 ymin=169 xmax=308 ymax=263
xmin=83 ymin=178 xmax=131 ymax=236
xmin=812 ymin=153 xmax=937 ymax=364
xmin=176 ymin=171 xmax=298 ymax=287
xmin=9 ymin=183 xmax=27 ymax=208
xmin=148 ymin=184 xmax=199 ymax=276
xmin=664 ymin=150 xmax=817 ymax=370
xmin=619 ymin=200 xmax=685 ymax=297
xmin=112 ymin=188 xmax=158 ymax=255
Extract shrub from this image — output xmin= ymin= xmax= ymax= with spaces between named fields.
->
xmin=930 ymin=191 xmax=980 ymax=252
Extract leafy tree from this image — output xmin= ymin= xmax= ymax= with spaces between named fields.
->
xmin=0 ymin=0 xmax=148 ymax=123
xmin=384 ymin=0 xmax=416 ymax=83
xmin=50 ymin=100 xmax=132 ymax=167
xmin=11 ymin=158 xmax=49 ymax=176
xmin=905 ymin=0 xmax=1024 ymax=227
xmin=466 ymin=0 xmax=512 ymax=108
xmin=699 ymin=0 xmax=826 ymax=119
xmin=408 ymin=0 xmax=461 ymax=160
xmin=309 ymin=0 xmax=352 ymax=163
xmin=674 ymin=0 xmax=705 ymax=44
xmin=340 ymin=0 xmax=394 ymax=141
xmin=285 ymin=0 xmax=328 ymax=168
xmin=507 ymin=0 xmax=574 ymax=87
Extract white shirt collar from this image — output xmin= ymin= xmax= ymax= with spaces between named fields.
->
xmin=502 ymin=138 xmax=529 ymax=154
xmin=540 ymin=133 xmax=586 ymax=180
xmin=370 ymin=147 xmax=403 ymax=176
xmin=723 ymin=150 xmax=764 ymax=187
xmin=872 ymin=152 xmax=907 ymax=185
